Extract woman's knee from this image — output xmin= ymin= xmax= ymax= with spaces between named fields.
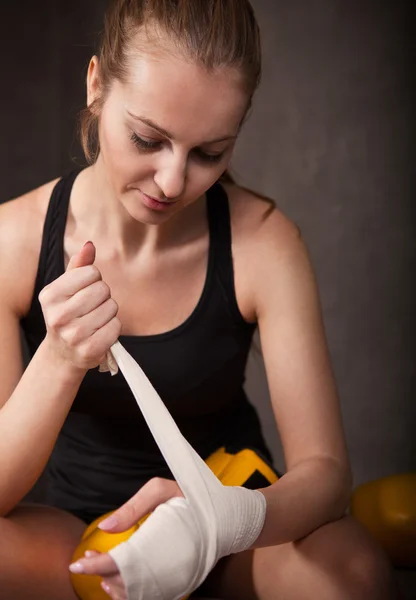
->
xmin=307 ymin=516 xmax=400 ymax=599
xmin=341 ymin=543 xmax=399 ymax=599
xmin=0 ymin=504 xmax=86 ymax=600
xmin=291 ymin=515 xmax=399 ymax=599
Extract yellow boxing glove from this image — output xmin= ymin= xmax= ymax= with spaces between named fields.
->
xmin=70 ymin=446 xmax=278 ymax=599
xmin=350 ymin=472 xmax=416 ymax=568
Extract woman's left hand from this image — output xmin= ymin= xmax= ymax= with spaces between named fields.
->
xmin=69 ymin=478 xmax=184 ymax=599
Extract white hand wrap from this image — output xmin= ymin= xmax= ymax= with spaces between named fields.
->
xmin=105 ymin=342 xmax=267 ymax=600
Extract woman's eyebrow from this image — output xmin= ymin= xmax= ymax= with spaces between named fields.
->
xmin=126 ymin=111 xmax=237 ymax=144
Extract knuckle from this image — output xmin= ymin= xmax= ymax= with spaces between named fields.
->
xmin=65 ymin=328 xmax=82 ymax=348
xmin=46 ymin=316 xmax=58 ymax=331
xmin=110 ymin=298 xmax=119 ymax=313
xmin=107 ymin=301 xmax=119 ymax=322
xmin=78 ymin=343 xmax=95 ymax=363
xmin=97 ymin=280 xmax=111 ymax=299
xmin=47 ymin=310 xmax=65 ymax=330
xmin=38 ymin=285 xmax=50 ymax=305
xmin=113 ymin=317 xmax=122 ymax=337
xmin=89 ymin=264 xmax=102 ymax=281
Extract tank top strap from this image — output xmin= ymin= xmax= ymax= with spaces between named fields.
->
xmin=206 ymin=182 xmax=253 ymax=328
xmin=34 ymin=169 xmax=79 ymax=295
xmin=21 ymin=169 xmax=80 ymax=344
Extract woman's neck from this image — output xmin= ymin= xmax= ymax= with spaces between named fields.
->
xmin=69 ymin=159 xmax=207 ymax=261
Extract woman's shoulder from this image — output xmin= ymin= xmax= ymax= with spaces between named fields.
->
xmin=223 ymin=181 xmax=303 ymax=258
xmin=0 ymin=177 xmax=60 ymax=257
xmin=222 ymin=182 xmax=312 ymax=322
xmin=0 ymin=178 xmax=60 ymax=316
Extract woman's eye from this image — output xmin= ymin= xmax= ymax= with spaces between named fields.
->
xmin=130 ymin=132 xmax=161 ymax=151
xmin=129 ymin=131 xmax=224 ymax=164
xmin=193 ymin=149 xmax=224 ymax=164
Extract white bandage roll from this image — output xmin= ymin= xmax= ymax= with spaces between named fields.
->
xmin=106 ymin=342 xmax=267 ymax=600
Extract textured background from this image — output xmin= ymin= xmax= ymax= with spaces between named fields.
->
xmin=1 ymin=0 xmax=414 ymax=594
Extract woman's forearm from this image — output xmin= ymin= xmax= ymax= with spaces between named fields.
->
xmin=253 ymin=456 xmax=352 ymax=548
xmin=0 ymin=338 xmax=86 ymax=515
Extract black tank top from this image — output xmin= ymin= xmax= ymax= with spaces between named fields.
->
xmin=21 ymin=170 xmax=272 ymax=522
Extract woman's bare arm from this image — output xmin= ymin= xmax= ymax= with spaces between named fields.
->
xmin=0 ymin=192 xmax=120 ymax=516
xmin=231 ymin=188 xmax=352 ymax=548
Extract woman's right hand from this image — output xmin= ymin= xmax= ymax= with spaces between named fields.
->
xmin=39 ymin=241 xmax=122 ymax=371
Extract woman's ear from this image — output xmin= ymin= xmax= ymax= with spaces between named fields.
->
xmin=86 ymin=56 xmax=100 ymax=108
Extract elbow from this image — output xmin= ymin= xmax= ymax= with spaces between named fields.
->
xmin=309 ymin=454 xmax=353 ymax=519
xmin=330 ymin=462 xmax=353 ymax=519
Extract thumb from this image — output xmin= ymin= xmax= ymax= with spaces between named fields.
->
xmin=98 ymin=479 xmax=183 ymax=532
xmin=66 ymin=241 xmax=96 ymax=271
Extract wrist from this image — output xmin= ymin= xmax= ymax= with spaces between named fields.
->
xmin=38 ymin=337 xmax=88 ymax=382
xmin=220 ymin=487 xmax=267 ymax=556
xmin=234 ymin=488 xmax=267 ymax=553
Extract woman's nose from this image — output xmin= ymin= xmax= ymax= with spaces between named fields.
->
xmin=154 ymin=153 xmax=187 ymax=200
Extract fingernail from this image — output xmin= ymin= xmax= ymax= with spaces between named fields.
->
xmin=84 ymin=550 xmax=96 ymax=557
xmin=83 ymin=240 xmax=93 ymax=248
xmin=69 ymin=562 xmax=85 ymax=574
xmin=101 ymin=581 xmax=112 ymax=595
xmin=98 ymin=515 xmax=119 ymax=530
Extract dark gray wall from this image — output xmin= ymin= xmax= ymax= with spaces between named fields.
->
xmin=0 ymin=1 xmax=414 ymax=489
xmin=0 ymin=0 xmax=105 ymax=196
xmin=242 ymin=0 xmax=415 ymax=486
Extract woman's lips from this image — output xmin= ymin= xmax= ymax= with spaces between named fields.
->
xmin=139 ymin=190 xmax=178 ymax=212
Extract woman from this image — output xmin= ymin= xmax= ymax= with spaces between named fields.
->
xmin=0 ymin=0 xmax=398 ymax=598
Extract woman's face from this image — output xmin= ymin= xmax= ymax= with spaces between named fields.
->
xmin=88 ymin=48 xmax=249 ymax=224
